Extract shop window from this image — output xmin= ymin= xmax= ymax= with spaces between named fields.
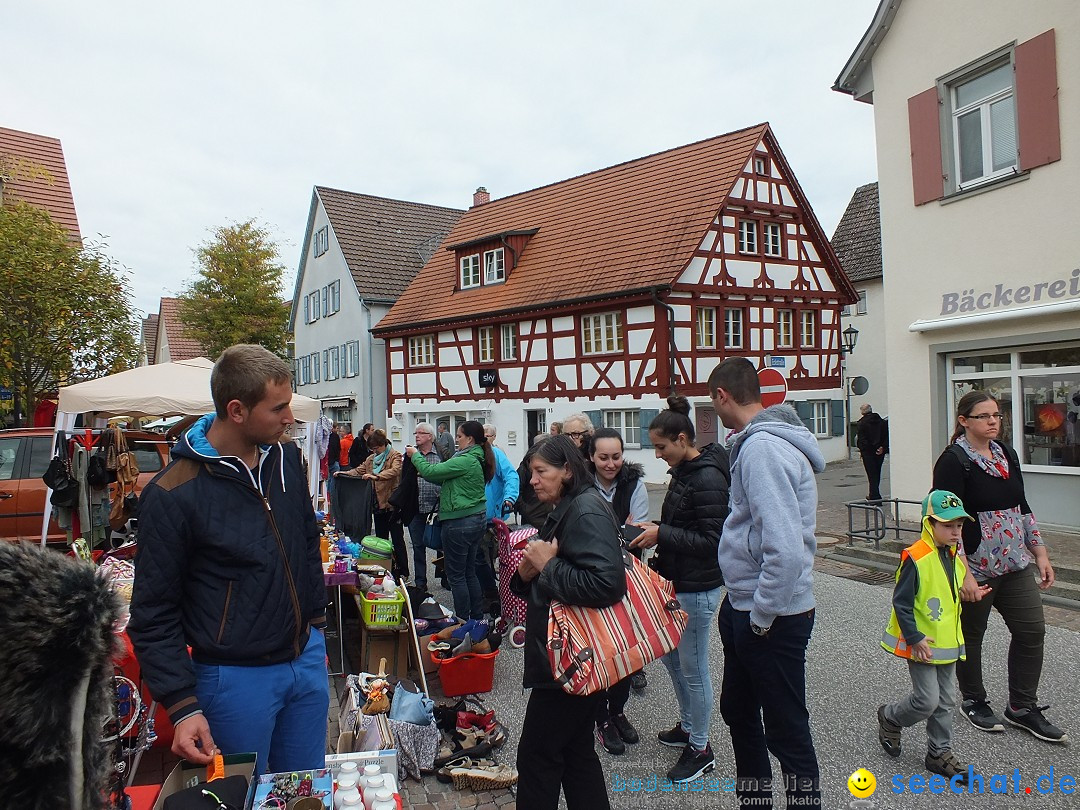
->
xmin=1020 ymin=370 xmax=1080 ymax=468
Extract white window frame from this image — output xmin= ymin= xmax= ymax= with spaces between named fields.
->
xmin=603 ymin=409 xmax=642 ymax=449
xmin=484 ymin=248 xmax=506 ymax=284
xmin=777 ymin=309 xmax=794 ymax=349
xmin=753 ymin=156 xmax=768 ymax=175
xmin=810 ymin=400 xmax=829 ymax=438
xmin=800 ymin=310 xmax=816 ymax=348
xmin=500 ymin=322 xmax=518 ymax=361
xmin=303 ymin=295 xmax=311 ymax=324
xmin=460 ymin=254 xmax=480 ymax=289
xmin=696 ymin=307 xmax=716 ymax=350
xmin=310 ymin=352 xmax=320 ymax=383
xmin=408 ymin=335 xmax=435 ymax=367
xmin=477 ymin=326 xmax=494 ymax=363
xmin=856 ymin=290 xmax=867 ymax=316
xmin=582 ymin=311 xmax=624 ymax=356
xmin=763 ymin=222 xmax=783 ymax=257
xmin=950 ymin=57 xmax=1015 ymax=192
xmin=346 ymin=340 xmax=360 ymax=377
xmin=314 ymin=226 xmax=329 ymax=257
xmin=738 ymin=220 xmax=757 ymax=254
xmin=724 ymin=308 xmax=744 ymax=350
xmin=308 ymin=291 xmax=321 ymax=322
xmin=328 ymin=280 xmax=341 ymax=315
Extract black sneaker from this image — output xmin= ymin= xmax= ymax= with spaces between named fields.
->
xmin=1005 ymin=705 xmax=1068 ymax=743
xmin=597 ymin=721 xmax=625 ymax=755
xmin=925 ymin=750 xmax=968 ymax=783
xmin=667 ymin=743 xmax=715 ymax=783
xmin=877 ymin=705 xmax=901 ymax=757
xmin=961 ymin=699 xmax=1005 ymax=732
xmin=657 ymin=723 xmax=690 ymax=748
xmin=610 ymin=713 xmax=639 ymax=745
xmin=631 ymin=671 xmax=648 ymax=690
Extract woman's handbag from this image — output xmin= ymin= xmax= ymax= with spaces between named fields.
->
xmin=388 ymin=679 xmax=435 ymax=726
xmin=423 ymin=512 xmax=442 ymax=551
xmin=43 ymin=455 xmax=80 ymax=509
xmin=547 ymin=547 xmax=687 ymax=696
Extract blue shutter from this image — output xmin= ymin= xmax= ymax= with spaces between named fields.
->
xmin=583 ymin=410 xmax=602 ymax=429
xmin=793 ymin=400 xmax=813 ymax=432
xmin=303 ymin=295 xmax=310 ymax=324
xmin=639 ymin=409 xmax=660 ymax=447
xmin=831 ymin=400 xmax=845 ymax=437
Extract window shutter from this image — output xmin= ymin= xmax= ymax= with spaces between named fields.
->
xmin=1015 ymin=29 xmax=1060 ymax=171
xmin=583 ymin=410 xmax=602 ymax=429
xmin=639 ymin=409 xmax=660 ymax=447
xmin=793 ymin=400 xmax=813 ymax=432
xmin=303 ymin=295 xmax=310 ymax=324
xmin=907 ymin=87 xmax=944 ymax=205
xmin=830 ymin=400 xmax=845 ymax=437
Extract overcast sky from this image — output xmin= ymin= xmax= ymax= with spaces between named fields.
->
xmin=7 ymin=1 xmax=878 ymax=320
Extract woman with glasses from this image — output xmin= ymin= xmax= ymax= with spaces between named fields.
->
xmin=932 ymin=391 xmax=1066 ymax=744
xmin=560 ymin=414 xmax=594 ymax=458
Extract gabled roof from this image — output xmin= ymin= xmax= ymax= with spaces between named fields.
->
xmin=157 ymin=297 xmax=204 ymax=362
xmin=377 ymin=122 xmax=853 ymax=334
xmin=833 ymin=0 xmax=904 ymax=102
xmin=140 ymin=314 xmax=159 ymax=364
xmin=831 ymin=182 xmax=882 ymax=283
xmin=316 ymin=187 xmax=464 ymax=302
xmin=0 ymin=126 xmax=81 ymax=240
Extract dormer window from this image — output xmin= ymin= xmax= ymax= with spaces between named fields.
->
xmin=484 ymin=248 xmax=506 ymax=284
xmin=460 ymin=254 xmax=480 ymax=289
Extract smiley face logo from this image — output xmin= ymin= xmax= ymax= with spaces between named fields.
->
xmin=848 ymin=768 xmax=877 ymax=798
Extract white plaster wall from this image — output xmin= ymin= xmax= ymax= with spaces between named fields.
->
xmin=842 ymin=279 xmax=888 ymax=419
xmin=865 ymin=0 xmax=1080 ymax=521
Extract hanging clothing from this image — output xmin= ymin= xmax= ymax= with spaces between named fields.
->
xmin=334 ymin=476 xmax=375 ymax=539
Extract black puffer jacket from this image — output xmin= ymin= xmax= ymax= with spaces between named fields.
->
xmin=652 ymin=442 xmax=729 ymax=593
xmin=510 ymin=486 xmax=627 ymax=689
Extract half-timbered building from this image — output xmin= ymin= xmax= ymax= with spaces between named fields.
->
xmin=374 ymin=124 xmax=858 ymax=479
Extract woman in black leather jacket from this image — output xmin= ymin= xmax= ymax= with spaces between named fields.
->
xmin=631 ymin=395 xmax=729 ymax=784
xmin=510 ymin=434 xmax=626 ymax=810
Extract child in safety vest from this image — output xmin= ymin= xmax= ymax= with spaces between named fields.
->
xmin=877 ymin=489 xmax=990 ymax=784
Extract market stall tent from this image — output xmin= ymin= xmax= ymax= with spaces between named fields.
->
xmin=43 ymin=357 xmax=324 ymax=543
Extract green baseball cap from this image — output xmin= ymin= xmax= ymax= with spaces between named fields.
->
xmin=922 ymin=490 xmax=974 ymax=522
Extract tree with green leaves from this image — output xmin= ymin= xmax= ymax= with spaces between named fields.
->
xmin=0 ymin=201 xmax=139 ymax=424
xmin=176 ymin=219 xmax=290 ymax=359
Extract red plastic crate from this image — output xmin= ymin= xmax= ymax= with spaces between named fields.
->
xmin=436 ymin=650 xmax=499 ymax=696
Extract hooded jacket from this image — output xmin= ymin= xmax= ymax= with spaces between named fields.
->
xmin=718 ymin=405 xmax=825 ymax=629
xmin=128 ymin=414 xmax=325 ymax=727
xmin=856 ymin=411 xmax=887 ymax=454
xmin=652 ymin=443 xmax=729 ymax=593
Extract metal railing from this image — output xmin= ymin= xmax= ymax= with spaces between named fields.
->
xmin=846 ymin=498 xmax=923 ymax=550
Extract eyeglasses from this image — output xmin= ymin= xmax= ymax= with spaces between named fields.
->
xmin=567 ymin=431 xmax=587 ymax=440
xmin=966 ymin=413 xmax=1004 ymax=422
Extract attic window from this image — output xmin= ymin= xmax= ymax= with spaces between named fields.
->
xmin=484 ymin=248 xmax=506 ymax=284
xmin=754 ymin=155 xmax=770 ymax=175
xmin=314 ymin=226 xmax=329 ymax=257
xmin=460 ymin=254 xmax=480 ymax=289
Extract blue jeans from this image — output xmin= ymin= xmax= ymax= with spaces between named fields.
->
xmin=717 ymin=597 xmax=820 ymax=807
xmin=661 ymin=586 xmax=721 ymax=749
xmin=193 ymin=629 xmax=329 ymax=775
xmin=407 ymin=511 xmax=434 ymax=589
xmin=441 ymin=512 xmax=486 ymax=620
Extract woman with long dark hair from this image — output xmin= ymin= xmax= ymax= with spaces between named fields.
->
xmin=631 ymin=395 xmax=729 ymax=783
xmin=407 ymin=420 xmax=494 ymax=625
xmin=510 ymin=434 xmax=626 ymax=810
xmin=932 ymin=391 xmax=1066 ymax=743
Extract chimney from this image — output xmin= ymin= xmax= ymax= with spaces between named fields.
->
xmin=472 ymin=186 xmax=490 ymax=207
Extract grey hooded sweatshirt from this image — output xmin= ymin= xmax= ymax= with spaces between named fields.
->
xmin=718 ymin=404 xmax=825 ymax=629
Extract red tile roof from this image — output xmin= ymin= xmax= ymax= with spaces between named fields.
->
xmin=376 ymin=124 xmax=775 ymax=333
xmin=157 ymin=297 xmax=206 ymax=361
xmin=316 ymin=187 xmax=464 ymax=302
xmin=0 ymin=126 xmax=81 ymax=241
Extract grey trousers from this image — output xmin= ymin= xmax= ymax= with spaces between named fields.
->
xmin=884 ymin=660 xmax=956 ymax=756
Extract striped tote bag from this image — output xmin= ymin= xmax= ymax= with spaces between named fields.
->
xmin=547 ymin=548 xmax=687 ymax=696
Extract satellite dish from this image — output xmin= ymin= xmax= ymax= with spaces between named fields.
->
xmin=850 ymin=376 xmax=870 ymax=396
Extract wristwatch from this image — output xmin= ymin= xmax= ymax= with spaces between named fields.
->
xmin=750 ymin=622 xmax=770 ymax=637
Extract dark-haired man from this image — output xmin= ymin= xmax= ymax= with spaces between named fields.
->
xmin=129 ymin=344 xmax=328 ymax=775
xmin=708 ymin=357 xmax=823 ymax=808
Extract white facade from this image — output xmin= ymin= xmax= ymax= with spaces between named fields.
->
xmin=291 ymin=198 xmax=387 ymax=431
xmin=837 ymin=0 xmax=1080 ymax=526
xmin=841 ymin=278 xmax=887 ymax=420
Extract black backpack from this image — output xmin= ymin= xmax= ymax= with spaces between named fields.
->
xmin=948 ymin=442 xmax=1020 ymax=476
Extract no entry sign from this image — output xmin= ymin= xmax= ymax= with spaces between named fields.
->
xmin=758 ymin=368 xmax=788 ymax=407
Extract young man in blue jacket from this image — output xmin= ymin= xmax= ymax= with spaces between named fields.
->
xmin=129 ymin=345 xmax=328 ymax=775
xmin=709 ymin=357 xmax=823 ymax=808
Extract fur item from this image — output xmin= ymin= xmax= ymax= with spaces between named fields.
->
xmin=0 ymin=542 xmax=121 ymax=810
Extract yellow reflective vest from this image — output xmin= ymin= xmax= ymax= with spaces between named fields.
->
xmin=881 ymin=531 xmax=966 ymax=664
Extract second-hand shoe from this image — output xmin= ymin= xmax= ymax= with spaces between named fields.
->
xmin=597 ymin=721 xmax=625 ymax=755
xmin=667 ymin=743 xmax=715 ymax=783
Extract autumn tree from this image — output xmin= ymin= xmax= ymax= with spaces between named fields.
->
xmin=176 ymin=219 xmax=290 ymax=359
xmin=0 ymin=202 xmax=139 ymax=424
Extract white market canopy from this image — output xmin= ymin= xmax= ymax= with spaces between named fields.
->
xmin=57 ymin=357 xmax=321 ymax=422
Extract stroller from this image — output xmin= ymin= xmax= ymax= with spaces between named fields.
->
xmin=494 ymin=524 xmax=537 ymax=648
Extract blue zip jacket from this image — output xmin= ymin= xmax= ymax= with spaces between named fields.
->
xmin=128 ymin=415 xmax=325 ymax=727
xmin=485 ymin=446 xmax=520 ymax=520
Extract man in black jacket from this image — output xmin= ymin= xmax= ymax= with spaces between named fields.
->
xmin=129 ymin=345 xmax=328 ymax=775
xmin=856 ymin=404 xmax=888 ymax=501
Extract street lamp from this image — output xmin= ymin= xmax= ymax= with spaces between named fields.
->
xmin=840 ymin=325 xmax=859 ymax=460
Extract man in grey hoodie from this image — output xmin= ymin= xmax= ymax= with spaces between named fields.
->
xmin=709 ymin=357 xmax=823 ymax=808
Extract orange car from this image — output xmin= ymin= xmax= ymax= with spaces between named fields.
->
xmin=0 ymin=428 xmax=171 ymax=544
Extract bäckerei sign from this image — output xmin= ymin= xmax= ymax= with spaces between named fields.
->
xmin=941 ymin=268 xmax=1080 ymax=316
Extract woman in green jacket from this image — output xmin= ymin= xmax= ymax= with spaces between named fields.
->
xmin=406 ymin=420 xmax=494 ymax=622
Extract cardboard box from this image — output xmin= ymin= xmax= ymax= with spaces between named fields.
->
xmin=253 ymin=768 xmax=333 ymax=809
xmin=415 ymin=632 xmax=441 ymax=675
xmin=355 ymin=617 xmax=411 ymax=678
xmin=325 ymin=747 xmax=399 ymax=782
xmin=151 ymin=753 xmax=257 ymax=810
